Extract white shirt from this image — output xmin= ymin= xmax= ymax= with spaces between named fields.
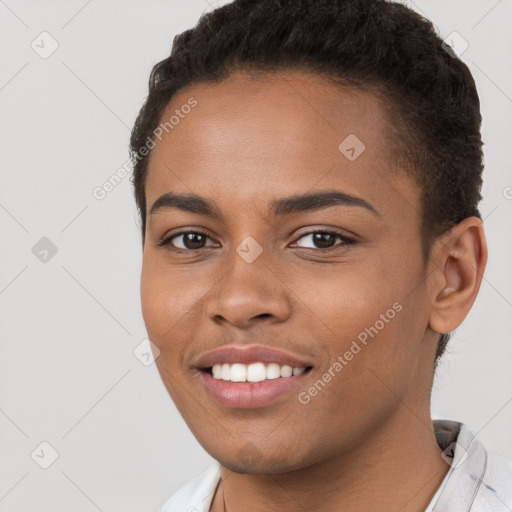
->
xmin=160 ymin=419 xmax=512 ymax=512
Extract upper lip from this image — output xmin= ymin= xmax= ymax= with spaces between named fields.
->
xmin=193 ymin=344 xmax=314 ymax=369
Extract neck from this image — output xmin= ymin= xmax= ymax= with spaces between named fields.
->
xmin=213 ymin=410 xmax=450 ymax=512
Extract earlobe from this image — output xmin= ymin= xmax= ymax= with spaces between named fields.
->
xmin=428 ymin=217 xmax=487 ymax=335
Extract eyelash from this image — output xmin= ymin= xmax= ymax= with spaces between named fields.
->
xmin=157 ymin=228 xmax=357 ymax=253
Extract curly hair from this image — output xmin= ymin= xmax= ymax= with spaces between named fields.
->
xmin=129 ymin=0 xmax=484 ymax=364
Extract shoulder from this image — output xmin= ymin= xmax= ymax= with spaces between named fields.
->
xmin=430 ymin=420 xmax=512 ymax=511
xmin=478 ymin=448 xmax=512 ymax=510
xmin=159 ymin=462 xmax=222 ymax=512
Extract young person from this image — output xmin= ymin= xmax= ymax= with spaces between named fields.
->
xmin=129 ymin=1 xmax=512 ymax=510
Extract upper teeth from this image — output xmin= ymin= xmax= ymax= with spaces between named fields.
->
xmin=211 ymin=362 xmax=307 ymax=382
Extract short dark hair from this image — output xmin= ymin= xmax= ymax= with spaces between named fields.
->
xmin=129 ymin=0 xmax=484 ymax=363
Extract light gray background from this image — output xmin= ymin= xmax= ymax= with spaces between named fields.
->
xmin=1 ymin=0 xmax=511 ymax=510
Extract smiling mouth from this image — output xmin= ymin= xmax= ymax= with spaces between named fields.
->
xmin=197 ymin=362 xmax=315 ymax=408
xmin=201 ymin=363 xmax=314 ymax=382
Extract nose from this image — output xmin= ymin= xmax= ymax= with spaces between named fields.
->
xmin=206 ymin=249 xmax=292 ymax=329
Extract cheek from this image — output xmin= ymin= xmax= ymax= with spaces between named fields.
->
xmin=292 ymin=255 xmax=424 ymax=386
xmin=140 ymin=259 xmax=189 ymax=348
xmin=291 ymin=261 xmax=400 ymax=340
xmin=140 ymin=261 xmax=167 ymax=339
xmin=140 ymin=259 xmax=199 ymax=410
xmin=140 ymin=256 xmax=214 ymax=368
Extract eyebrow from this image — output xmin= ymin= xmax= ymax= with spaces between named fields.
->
xmin=149 ymin=190 xmax=380 ymax=220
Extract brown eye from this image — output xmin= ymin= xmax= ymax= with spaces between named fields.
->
xmin=158 ymin=230 xmax=216 ymax=251
xmin=292 ymin=230 xmax=356 ymax=250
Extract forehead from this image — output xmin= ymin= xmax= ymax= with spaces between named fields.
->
xmin=144 ymin=70 xmax=419 ymax=223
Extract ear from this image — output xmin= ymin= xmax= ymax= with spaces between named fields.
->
xmin=428 ymin=217 xmax=488 ymax=335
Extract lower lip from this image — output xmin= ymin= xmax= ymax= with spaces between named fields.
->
xmin=198 ymin=368 xmax=313 ymax=408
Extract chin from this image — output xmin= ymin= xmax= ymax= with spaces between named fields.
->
xmin=212 ymin=445 xmax=314 ymax=475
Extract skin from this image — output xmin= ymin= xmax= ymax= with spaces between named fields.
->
xmin=140 ymin=70 xmax=487 ymax=512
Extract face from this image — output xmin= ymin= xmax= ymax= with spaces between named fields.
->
xmin=141 ymin=71 xmax=438 ymax=473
